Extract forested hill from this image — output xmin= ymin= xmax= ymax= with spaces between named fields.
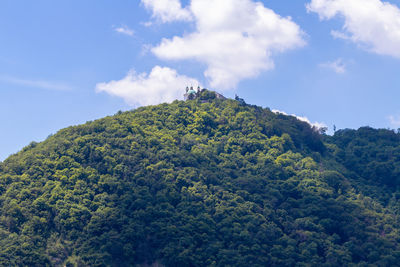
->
xmin=1 ymin=90 xmax=400 ymax=266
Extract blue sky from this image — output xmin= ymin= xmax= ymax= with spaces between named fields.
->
xmin=1 ymin=0 xmax=400 ymax=161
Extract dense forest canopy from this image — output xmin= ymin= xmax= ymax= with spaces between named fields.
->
xmin=0 ymin=90 xmax=399 ymax=266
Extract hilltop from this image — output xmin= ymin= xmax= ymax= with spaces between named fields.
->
xmin=0 ymin=90 xmax=399 ymax=266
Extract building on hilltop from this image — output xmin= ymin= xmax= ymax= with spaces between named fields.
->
xmin=184 ymin=86 xmax=202 ymax=101
xmin=184 ymin=86 xmax=226 ymax=101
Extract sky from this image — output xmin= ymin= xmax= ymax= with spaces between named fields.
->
xmin=1 ymin=0 xmax=400 ymax=161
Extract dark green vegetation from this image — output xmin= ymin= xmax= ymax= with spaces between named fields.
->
xmin=0 ymin=90 xmax=399 ymax=266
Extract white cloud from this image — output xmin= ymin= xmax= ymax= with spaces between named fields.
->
xmin=272 ymin=109 xmax=327 ymax=130
xmin=389 ymin=115 xmax=400 ymax=128
xmin=307 ymin=0 xmax=400 ymax=58
xmin=114 ymin=25 xmax=134 ymax=36
xmin=0 ymin=76 xmax=73 ymax=91
xmin=96 ymin=66 xmax=200 ymax=106
xmin=330 ymin=30 xmax=350 ymax=40
xmin=319 ymin=58 xmax=346 ymax=73
xmin=141 ymin=0 xmax=192 ymax=23
xmin=149 ymin=0 xmax=305 ymax=90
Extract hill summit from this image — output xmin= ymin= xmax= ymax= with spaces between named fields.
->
xmin=0 ymin=90 xmax=400 ymax=266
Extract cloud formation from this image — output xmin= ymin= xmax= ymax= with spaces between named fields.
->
xmin=319 ymin=58 xmax=346 ymax=74
xmin=147 ymin=0 xmax=305 ymax=90
xmin=96 ymin=66 xmax=200 ymax=106
xmin=272 ymin=109 xmax=327 ymax=130
xmin=389 ymin=115 xmax=400 ymax=128
xmin=307 ymin=0 xmax=400 ymax=58
xmin=114 ymin=25 xmax=134 ymax=36
xmin=0 ymin=76 xmax=73 ymax=91
xmin=141 ymin=0 xmax=192 ymax=23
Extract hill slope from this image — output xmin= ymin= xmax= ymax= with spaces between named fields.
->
xmin=0 ymin=91 xmax=399 ymax=266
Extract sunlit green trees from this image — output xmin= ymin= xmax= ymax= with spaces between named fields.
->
xmin=0 ymin=91 xmax=399 ymax=266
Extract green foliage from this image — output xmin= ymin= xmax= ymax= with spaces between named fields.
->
xmin=0 ymin=92 xmax=399 ymax=266
xmin=327 ymin=127 xmax=400 ymax=188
